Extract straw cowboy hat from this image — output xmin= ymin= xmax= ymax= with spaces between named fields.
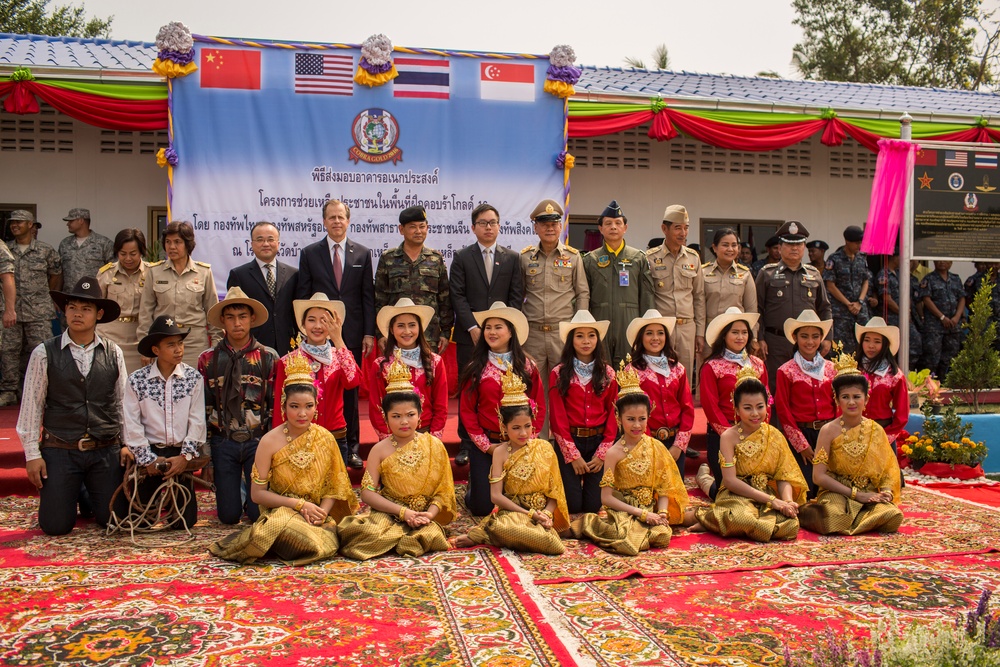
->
xmin=626 ymin=309 xmax=677 ymax=347
xmin=783 ymin=309 xmax=833 ymax=344
xmin=856 ymin=317 xmax=900 ymax=355
xmin=473 ymin=301 xmax=529 ymax=344
xmin=293 ymin=292 xmax=346 ymax=335
xmin=559 ymin=310 xmax=610 ymax=342
xmin=705 ymin=306 xmax=760 ymax=347
xmin=376 ymin=297 xmax=435 ymax=338
xmin=50 ymin=276 xmax=121 ymax=324
xmin=208 ymin=286 xmax=269 ymax=329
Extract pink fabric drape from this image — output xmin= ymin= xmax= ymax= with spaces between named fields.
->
xmin=863 ymin=139 xmax=916 ymax=255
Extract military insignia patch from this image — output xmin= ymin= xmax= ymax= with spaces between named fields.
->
xmin=597 ymin=255 xmax=611 ymax=268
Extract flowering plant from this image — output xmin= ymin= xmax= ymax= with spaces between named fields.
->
xmin=900 ymin=402 xmax=987 ymax=468
xmin=906 ymin=368 xmax=943 ymax=406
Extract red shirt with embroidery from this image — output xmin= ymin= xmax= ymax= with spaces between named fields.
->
xmin=368 ymin=353 xmax=449 ymax=441
xmin=861 ymin=368 xmax=908 ymax=444
xmin=272 ymin=347 xmax=360 ymax=432
xmin=459 ymin=359 xmax=545 ymax=452
xmin=700 ymin=356 xmax=770 ymax=435
xmin=775 ymin=358 xmax=837 ymax=452
xmin=627 ymin=361 xmax=695 ymax=450
xmin=547 ymin=364 xmax=619 ymax=462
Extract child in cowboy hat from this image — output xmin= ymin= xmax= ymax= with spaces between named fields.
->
xmin=853 ymin=317 xmax=909 ymax=452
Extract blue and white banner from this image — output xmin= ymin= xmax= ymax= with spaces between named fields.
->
xmin=170 ymin=41 xmax=565 ymax=279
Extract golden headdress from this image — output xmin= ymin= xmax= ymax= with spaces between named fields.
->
xmin=500 ymin=361 xmax=530 ymax=407
xmin=832 ymin=341 xmax=861 ymax=376
xmin=734 ymin=364 xmax=761 ymax=388
xmin=283 ymin=353 xmax=315 ymax=388
xmin=385 ymin=349 xmax=416 ymax=394
xmin=616 ymin=355 xmax=644 ymax=398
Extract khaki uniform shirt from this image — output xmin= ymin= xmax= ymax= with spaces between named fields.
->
xmin=520 ymin=241 xmax=589 ymax=324
xmin=138 ymin=258 xmax=222 ymax=343
xmin=97 ymin=260 xmax=149 ymax=373
xmin=646 ymin=244 xmax=706 ymax=336
xmin=701 ymin=260 xmax=758 ymax=332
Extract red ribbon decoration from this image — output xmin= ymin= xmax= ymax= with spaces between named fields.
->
xmin=0 ymin=80 xmax=167 ymax=131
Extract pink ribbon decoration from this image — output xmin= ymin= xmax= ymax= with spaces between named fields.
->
xmin=863 ymin=139 xmax=917 ymax=254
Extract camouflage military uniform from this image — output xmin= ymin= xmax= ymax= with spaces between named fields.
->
xmin=750 ymin=258 xmax=770 ymax=278
xmin=918 ymin=271 xmax=965 ymax=379
xmin=373 ymin=244 xmax=453 ymax=351
xmin=58 ymin=232 xmax=114 ymax=293
xmin=0 ymin=239 xmax=62 ymax=398
xmin=876 ymin=267 xmax=921 ymax=367
xmin=823 ymin=246 xmax=871 ymax=353
xmin=583 ymin=243 xmax=655 ymax=368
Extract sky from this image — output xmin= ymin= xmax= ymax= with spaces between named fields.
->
xmin=83 ymin=0 xmax=805 ymax=78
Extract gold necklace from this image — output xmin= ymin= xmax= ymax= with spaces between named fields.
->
xmin=284 ymin=426 xmax=316 ymax=469
xmin=735 ymin=422 xmax=764 ymax=460
xmin=839 ymin=418 xmax=869 ymax=458
xmin=392 ymin=435 xmax=424 ymax=468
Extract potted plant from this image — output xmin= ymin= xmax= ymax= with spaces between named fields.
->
xmin=946 ymin=275 xmax=1000 ymax=413
xmin=906 ymin=368 xmax=944 ymax=412
xmin=900 ymin=402 xmax=989 ymax=479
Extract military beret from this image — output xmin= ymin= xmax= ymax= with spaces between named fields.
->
xmin=806 ymin=240 xmax=829 ymax=251
xmin=843 ymin=225 xmax=864 ymax=242
xmin=764 ymin=235 xmax=781 ymax=248
xmin=399 ymin=205 xmax=427 ymax=224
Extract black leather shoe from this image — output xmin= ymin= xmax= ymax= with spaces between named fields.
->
xmin=685 ymin=448 xmax=700 ymax=459
xmin=348 ymin=453 xmax=364 ymax=469
xmin=454 ymin=450 xmax=470 ymax=466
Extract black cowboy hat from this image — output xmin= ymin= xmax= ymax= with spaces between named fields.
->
xmin=138 ymin=314 xmax=191 ymax=357
xmin=49 ymin=277 xmax=120 ymax=324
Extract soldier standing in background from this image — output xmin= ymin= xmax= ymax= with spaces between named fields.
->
xmin=520 ymin=198 xmax=589 ymax=436
xmin=751 ymin=235 xmax=781 ymax=278
xmin=806 ymin=239 xmax=829 ymax=273
xmin=919 ymin=261 xmax=965 ymax=379
xmin=374 ymin=205 xmax=453 ymax=353
xmin=583 ymin=200 xmax=654 ymax=367
xmin=876 ymin=250 xmax=923 ymax=369
xmin=58 ymin=208 xmax=114 ymax=295
xmin=823 ymin=225 xmax=871 ymax=354
xmin=756 ymin=220 xmax=832 ymax=394
xmin=0 ymin=213 xmax=62 ymax=406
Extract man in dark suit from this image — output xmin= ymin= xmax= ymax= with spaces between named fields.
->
xmin=295 ymin=200 xmax=375 ymax=468
xmin=226 ymin=221 xmax=298 ymax=356
xmin=449 ymin=202 xmax=524 ymax=466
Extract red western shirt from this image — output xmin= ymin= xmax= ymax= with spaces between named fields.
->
xmin=775 ymin=358 xmax=837 ymax=452
xmin=700 ymin=356 xmax=770 ymax=435
xmin=628 ymin=362 xmax=695 ymax=450
xmin=368 ymin=353 xmax=449 ymax=441
xmin=547 ymin=364 xmax=619 ymax=462
xmin=272 ymin=347 xmax=360 ymax=432
xmin=862 ymin=368 xmax=908 ymax=444
xmin=459 ymin=359 xmax=545 ymax=452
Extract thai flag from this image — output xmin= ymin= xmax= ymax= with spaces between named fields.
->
xmin=393 ymin=57 xmax=450 ymax=99
xmin=975 ymin=153 xmax=998 ymax=169
xmin=944 ymin=150 xmax=968 ymax=167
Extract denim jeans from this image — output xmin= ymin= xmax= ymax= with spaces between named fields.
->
xmin=210 ymin=435 xmax=260 ymax=524
xmin=137 ymin=445 xmax=197 ymax=529
xmin=38 ymin=445 xmax=126 ymax=535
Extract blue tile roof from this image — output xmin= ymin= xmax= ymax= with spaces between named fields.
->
xmin=0 ymin=33 xmax=155 ymax=71
xmin=576 ymin=66 xmax=1000 ymax=118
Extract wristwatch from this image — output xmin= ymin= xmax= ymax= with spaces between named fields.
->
xmin=940 ymin=315 xmax=947 ymax=322
xmin=184 ymin=452 xmax=194 ymax=462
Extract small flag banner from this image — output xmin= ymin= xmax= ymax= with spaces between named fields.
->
xmin=975 ymin=153 xmax=998 ymax=169
xmin=914 ymin=148 xmax=937 ymax=166
xmin=200 ymin=49 xmax=261 ymax=89
xmin=945 ymin=150 xmax=968 ymax=167
xmin=480 ymin=62 xmax=535 ymax=102
xmin=394 ymin=57 xmax=450 ymax=99
xmin=295 ymin=53 xmax=353 ymax=96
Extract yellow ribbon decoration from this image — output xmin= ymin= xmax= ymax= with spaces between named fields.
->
xmin=152 ymin=58 xmax=198 ymax=79
xmin=544 ymin=79 xmax=575 ymax=99
xmin=354 ymin=65 xmax=399 ymax=88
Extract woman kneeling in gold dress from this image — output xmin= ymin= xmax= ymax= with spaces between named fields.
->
xmin=210 ymin=355 xmax=358 ymax=565
xmin=338 ymin=353 xmax=456 ymax=560
xmin=692 ymin=367 xmax=808 ymax=542
xmin=571 ymin=360 xmax=690 ymax=555
xmin=453 ymin=364 xmax=570 ymax=555
xmin=798 ymin=349 xmax=903 ymax=535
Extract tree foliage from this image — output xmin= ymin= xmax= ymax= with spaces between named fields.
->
xmin=624 ymin=43 xmax=670 ymax=70
xmin=792 ymin=0 xmax=995 ymax=89
xmin=946 ymin=274 xmax=1000 ymax=412
xmin=0 ymin=0 xmax=113 ymax=39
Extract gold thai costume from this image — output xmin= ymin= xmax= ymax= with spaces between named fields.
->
xmin=467 ymin=437 xmax=570 ymax=555
xmin=209 ymin=424 xmax=357 ymax=565
xmin=799 ymin=419 xmax=903 ymax=535
xmin=571 ymin=435 xmax=688 ymax=555
xmin=695 ymin=423 xmax=808 ymax=542
xmin=338 ymin=432 xmax=455 ymax=560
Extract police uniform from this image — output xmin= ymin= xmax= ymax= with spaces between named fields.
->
xmin=751 ymin=235 xmax=780 ymax=278
xmin=876 ymin=267 xmax=921 ymax=367
xmin=823 ymin=227 xmax=871 ymax=354
xmin=756 ymin=221 xmax=832 ymax=393
xmin=137 ymin=258 xmax=222 ymax=369
xmin=583 ymin=201 xmax=655 ymax=367
xmin=0 ymin=238 xmax=62 ymax=400
xmin=521 ymin=199 xmax=590 ymax=385
xmin=806 ymin=239 xmax=829 ymax=274
xmin=918 ymin=270 xmax=965 ymax=379
xmin=373 ymin=241 xmax=453 ymax=352
xmin=97 ymin=260 xmax=150 ymax=374
xmin=700 ymin=259 xmax=758 ymax=340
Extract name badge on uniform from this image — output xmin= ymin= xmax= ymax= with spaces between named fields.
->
xmin=619 ymin=270 xmax=630 ymax=287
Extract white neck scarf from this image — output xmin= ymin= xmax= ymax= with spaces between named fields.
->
xmin=643 ymin=354 xmax=672 ymax=378
xmin=794 ymin=351 xmax=827 ymax=381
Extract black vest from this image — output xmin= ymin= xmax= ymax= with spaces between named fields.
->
xmin=42 ymin=337 xmax=121 ymax=441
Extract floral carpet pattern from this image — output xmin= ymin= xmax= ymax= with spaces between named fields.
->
xmin=510 ymin=485 xmax=1000 ymax=583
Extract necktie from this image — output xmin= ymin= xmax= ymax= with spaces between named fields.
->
xmin=333 ymin=243 xmax=343 ymax=289
xmin=265 ymin=263 xmax=276 ymax=298
xmin=484 ymin=248 xmax=493 ymax=284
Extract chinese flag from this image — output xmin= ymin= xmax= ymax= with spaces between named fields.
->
xmin=914 ymin=148 xmax=937 ymax=166
xmin=200 ymin=48 xmax=261 ymax=89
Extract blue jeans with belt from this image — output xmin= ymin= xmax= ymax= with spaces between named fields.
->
xmin=210 ymin=435 xmax=260 ymax=525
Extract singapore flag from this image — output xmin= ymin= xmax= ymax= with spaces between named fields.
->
xmin=479 ymin=62 xmax=535 ymax=102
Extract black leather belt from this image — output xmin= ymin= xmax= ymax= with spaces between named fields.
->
xmin=42 ymin=432 xmax=118 ymax=451
xmin=798 ymin=419 xmax=832 ymax=431
xmin=764 ymin=327 xmax=784 ymax=336
xmin=571 ymin=426 xmax=602 ymax=438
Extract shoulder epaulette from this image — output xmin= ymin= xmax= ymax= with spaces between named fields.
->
xmin=148 ymin=259 xmax=165 ymax=267
xmin=701 ymin=261 xmax=713 ymax=268
xmin=804 ymin=263 xmax=821 ymax=273
xmin=521 ymin=245 xmax=536 ymax=254
xmin=195 ymin=260 xmax=211 ymax=268
xmin=565 ymin=246 xmax=579 ymax=255
xmin=98 ymin=262 xmax=114 ymax=274
xmin=735 ymin=262 xmax=750 ymax=271
xmin=763 ymin=262 xmax=779 ymax=270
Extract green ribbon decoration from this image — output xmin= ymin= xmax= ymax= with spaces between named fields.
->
xmin=9 ymin=67 xmax=34 ymax=82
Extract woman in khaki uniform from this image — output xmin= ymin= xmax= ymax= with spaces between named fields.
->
xmin=97 ymin=228 xmax=150 ymax=373
xmin=137 ymin=221 xmax=222 ymax=368
xmin=700 ymin=228 xmax=758 ymax=356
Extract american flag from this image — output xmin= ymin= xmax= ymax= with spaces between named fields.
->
xmin=294 ymin=53 xmax=353 ymax=95
xmin=944 ymin=150 xmax=968 ymax=167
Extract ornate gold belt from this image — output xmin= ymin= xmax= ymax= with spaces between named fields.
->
xmin=623 ymin=486 xmax=654 ymax=507
xmin=514 ymin=492 xmax=548 ymax=511
xmin=387 ymin=493 xmax=430 ymax=512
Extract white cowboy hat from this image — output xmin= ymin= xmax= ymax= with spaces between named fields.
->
xmin=558 ymin=310 xmax=610 ymax=342
xmin=293 ymin=292 xmax=346 ymax=334
xmin=473 ymin=301 xmax=529 ymax=345
xmin=855 ymin=317 xmax=900 ymax=355
xmin=626 ymin=309 xmax=677 ymax=347
xmin=705 ymin=307 xmax=760 ymax=347
xmin=208 ymin=286 xmax=269 ymax=329
xmin=376 ymin=297 xmax=435 ymax=338
xmin=783 ymin=309 xmax=833 ymax=344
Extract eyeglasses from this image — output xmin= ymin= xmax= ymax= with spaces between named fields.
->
xmin=476 ymin=220 xmax=501 ymax=228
